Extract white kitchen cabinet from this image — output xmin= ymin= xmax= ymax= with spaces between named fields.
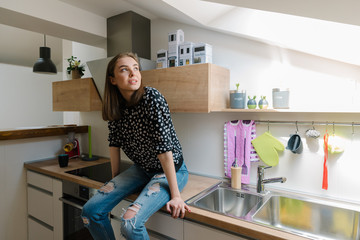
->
xmin=111 ymin=199 xmax=131 ymax=240
xmin=28 ymin=218 xmax=53 ymax=240
xmin=146 ymin=211 xmax=184 ymax=239
xmin=111 ymin=200 xmax=183 ymax=240
xmin=26 ymin=170 xmax=63 ymax=240
xmin=184 ymin=220 xmax=248 ymax=240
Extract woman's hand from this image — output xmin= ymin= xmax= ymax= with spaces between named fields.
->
xmin=166 ymin=196 xmax=191 ymax=219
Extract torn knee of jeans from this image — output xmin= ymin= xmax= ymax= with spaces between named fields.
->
xmin=99 ymin=181 xmax=115 ymax=193
xmin=123 ymin=203 xmax=141 ymax=220
xmin=82 ymin=216 xmax=90 ymax=225
xmin=153 ymin=173 xmax=165 ymax=179
xmin=146 ymin=182 xmax=160 ymax=196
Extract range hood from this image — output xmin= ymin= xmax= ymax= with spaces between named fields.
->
xmin=86 ymin=11 xmax=156 ymax=100
xmin=87 ymin=57 xmax=155 ymax=100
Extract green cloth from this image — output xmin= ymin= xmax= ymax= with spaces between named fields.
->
xmin=251 ymin=132 xmax=285 ymax=166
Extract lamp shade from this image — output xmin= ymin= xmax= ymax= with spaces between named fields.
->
xmin=33 ymin=46 xmax=57 ymax=74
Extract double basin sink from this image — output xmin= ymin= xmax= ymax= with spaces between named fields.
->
xmin=186 ymin=181 xmax=360 ymax=240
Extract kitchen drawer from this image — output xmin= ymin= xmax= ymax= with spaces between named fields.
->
xmin=27 ymin=186 xmax=53 ymax=226
xmin=184 ymin=220 xmax=248 ymax=240
xmin=146 ymin=211 xmax=183 ymax=240
xmin=28 ymin=217 xmax=53 ymax=240
xmin=111 ymin=200 xmax=132 ymax=217
xmin=27 ymin=170 xmax=53 ymax=192
xmin=111 ymin=200 xmax=132 ymax=240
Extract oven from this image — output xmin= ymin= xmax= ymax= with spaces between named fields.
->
xmin=59 ymin=161 xmax=132 ymax=240
xmin=60 ymin=181 xmax=96 ymax=240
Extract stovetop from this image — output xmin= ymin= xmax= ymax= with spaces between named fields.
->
xmin=66 ymin=161 xmax=113 ymax=183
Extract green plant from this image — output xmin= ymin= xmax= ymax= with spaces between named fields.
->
xmin=67 ymin=56 xmax=85 ymax=76
xmin=235 ymin=83 xmax=240 ymax=91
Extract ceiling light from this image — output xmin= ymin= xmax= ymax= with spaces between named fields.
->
xmin=33 ymin=35 xmax=57 ymax=74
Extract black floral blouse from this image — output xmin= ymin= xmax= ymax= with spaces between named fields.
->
xmin=107 ymin=87 xmax=183 ymax=172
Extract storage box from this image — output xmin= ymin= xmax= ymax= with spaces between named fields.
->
xmin=272 ymin=88 xmax=290 ymax=109
xmin=179 ymin=42 xmax=194 ymax=66
xmin=156 ymin=49 xmax=168 ymax=69
xmin=194 ymin=43 xmax=212 ymax=64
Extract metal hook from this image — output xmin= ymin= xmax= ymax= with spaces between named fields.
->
xmin=312 ymin=121 xmax=315 ymax=130
xmin=333 ymin=122 xmax=335 ymax=135
xmin=295 ymin=121 xmax=299 ymax=133
xmin=267 ymin=120 xmax=270 ymax=132
xmin=352 ymin=122 xmax=355 ymax=136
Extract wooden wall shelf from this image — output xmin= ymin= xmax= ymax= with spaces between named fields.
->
xmin=141 ymin=63 xmax=230 ymax=113
xmin=52 ymin=78 xmax=102 ymax=112
xmin=0 ymin=125 xmax=88 ymax=140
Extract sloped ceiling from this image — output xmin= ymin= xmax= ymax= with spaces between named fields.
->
xmin=2 ymin=0 xmax=360 ymax=67
xmin=59 ymin=0 xmax=360 ymax=65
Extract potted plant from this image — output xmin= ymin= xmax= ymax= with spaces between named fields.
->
xmin=230 ymin=83 xmax=246 ymax=109
xmin=67 ymin=56 xmax=85 ymax=79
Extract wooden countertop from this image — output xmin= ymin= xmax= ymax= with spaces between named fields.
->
xmin=24 ymin=158 xmax=308 ymax=240
xmin=0 ymin=125 xmax=88 ymax=140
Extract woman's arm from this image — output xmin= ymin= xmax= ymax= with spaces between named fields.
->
xmin=110 ymin=146 xmax=121 ymax=178
xmin=158 ymin=151 xmax=191 ymax=219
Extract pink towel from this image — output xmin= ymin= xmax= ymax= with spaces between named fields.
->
xmin=224 ymin=120 xmax=259 ymax=184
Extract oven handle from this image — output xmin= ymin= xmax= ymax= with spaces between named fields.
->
xmin=59 ymin=197 xmax=84 ymax=210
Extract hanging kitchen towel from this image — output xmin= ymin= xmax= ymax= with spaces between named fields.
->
xmin=224 ymin=120 xmax=259 ymax=184
xmin=322 ymin=132 xmax=329 ymax=190
xmin=251 ymin=132 xmax=285 ymax=166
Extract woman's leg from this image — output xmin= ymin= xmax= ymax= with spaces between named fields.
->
xmin=120 ymin=163 xmax=189 ymax=240
xmin=81 ymin=164 xmax=149 ymax=240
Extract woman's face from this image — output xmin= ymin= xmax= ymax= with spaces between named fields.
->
xmin=110 ymin=56 xmax=141 ymax=101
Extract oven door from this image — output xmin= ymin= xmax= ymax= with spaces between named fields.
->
xmin=59 ymin=195 xmax=94 ymax=240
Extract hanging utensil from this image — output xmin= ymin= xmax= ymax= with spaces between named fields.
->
xmin=242 ymin=130 xmax=248 ymax=175
xmin=286 ymin=121 xmax=303 ymax=154
xmin=232 ymin=130 xmax=238 ymax=167
xmin=306 ymin=121 xmax=321 ymax=139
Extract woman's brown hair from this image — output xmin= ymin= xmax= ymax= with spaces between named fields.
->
xmin=102 ymin=52 xmax=145 ymax=121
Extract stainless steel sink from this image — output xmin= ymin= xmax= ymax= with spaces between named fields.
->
xmin=252 ymin=195 xmax=360 ymax=240
xmin=187 ymin=181 xmax=360 ymax=240
xmin=186 ymin=181 xmax=264 ymax=218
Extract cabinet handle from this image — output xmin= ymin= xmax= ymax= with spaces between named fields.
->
xmin=59 ymin=197 xmax=84 ymax=210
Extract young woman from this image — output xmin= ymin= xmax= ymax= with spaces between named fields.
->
xmin=81 ymin=52 xmax=190 ymax=240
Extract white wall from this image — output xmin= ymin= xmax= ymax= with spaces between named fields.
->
xmin=148 ymin=19 xmax=360 ymax=203
xmin=0 ymin=63 xmax=63 ymax=129
xmin=68 ymin=18 xmax=360 ymax=204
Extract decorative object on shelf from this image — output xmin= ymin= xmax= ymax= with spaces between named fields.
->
xmin=272 ymin=88 xmax=290 ymax=109
xmin=230 ymin=83 xmax=246 ymax=109
xmin=247 ymin=96 xmax=257 ymax=109
xmin=33 ymin=34 xmax=57 ymax=74
xmin=258 ymin=96 xmax=269 ymax=109
xmin=67 ymin=56 xmax=85 ymax=79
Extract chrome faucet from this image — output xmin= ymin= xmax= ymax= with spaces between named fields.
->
xmin=257 ymin=165 xmax=287 ymax=193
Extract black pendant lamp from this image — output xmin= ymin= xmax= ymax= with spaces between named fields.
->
xmin=33 ymin=35 xmax=57 ymax=74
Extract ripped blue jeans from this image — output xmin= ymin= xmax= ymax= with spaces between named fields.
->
xmin=81 ymin=162 xmax=188 ymax=240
